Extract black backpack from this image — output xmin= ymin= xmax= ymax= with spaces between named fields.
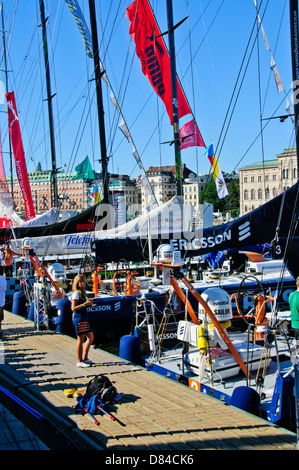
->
xmin=86 ymin=374 xmax=117 ymax=403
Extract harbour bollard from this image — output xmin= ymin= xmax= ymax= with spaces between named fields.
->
xmin=119 ymin=335 xmax=141 ymax=365
xmin=28 ymin=300 xmax=34 ymax=321
xmin=12 ymin=291 xmax=27 ymax=317
xmin=230 ymin=386 xmax=260 ymax=416
xmin=54 ymin=299 xmax=75 ymax=336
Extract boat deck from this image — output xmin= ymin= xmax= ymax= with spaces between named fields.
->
xmin=0 ymin=311 xmax=297 ymax=451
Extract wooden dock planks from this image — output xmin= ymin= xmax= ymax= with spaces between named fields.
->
xmin=0 ymin=311 xmax=297 ymax=451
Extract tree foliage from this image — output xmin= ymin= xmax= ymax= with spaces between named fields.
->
xmin=199 ymin=178 xmax=239 ymax=215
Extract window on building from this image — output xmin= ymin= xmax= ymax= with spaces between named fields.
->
xmin=244 ymin=190 xmax=248 ymax=200
xmin=251 ymin=189 xmax=255 ymax=200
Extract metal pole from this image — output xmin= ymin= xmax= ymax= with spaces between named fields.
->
xmin=166 ymin=0 xmax=183 ymax=196
xmin=1 ymin=3 xmax=13 ymax=203
xmin=289 ymin=0 xmax=299 ymax=180
xmin=88 ymin=0 xmax=109 ymax=204
xmin=39 ymin=0 xmax=58 ymax=208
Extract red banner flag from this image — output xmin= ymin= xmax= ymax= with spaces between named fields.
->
xmin=179 ymin=119 xmax=205 ymax=149
xmin=126 ymin=0 xmax=191 ymax=125
xmin=6 ymin=91 xmax=35 ymax=220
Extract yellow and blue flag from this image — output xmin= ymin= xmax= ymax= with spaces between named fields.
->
xmin=91 ymin=184 xmax=101 ymax=204
xmin=65 ymin=0 xmax=93 ymax=58
xmin=205 ymin=145 xmax=228 ymax=199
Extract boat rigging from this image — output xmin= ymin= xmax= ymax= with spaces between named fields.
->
xmin=88 ymin=0 xmax=109 ymax=204
xmin=39 ymin=0 xmax=58 ymax=209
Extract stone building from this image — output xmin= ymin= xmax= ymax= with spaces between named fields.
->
xmin=8 ymin=161 xmax=220 ymax=220
xmin=8 ymin=169 xmax=140 ymax=219
xmin=239 ymin=147 xmax=297 ymax=216
xmin=139 ymin=164 xmax=199 ymax=211
xmin=9 ymin=170 xmax=88 ymax=215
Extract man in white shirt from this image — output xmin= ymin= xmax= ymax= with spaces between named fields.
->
xmin=0 ymin=266 xmax=7 ymax=338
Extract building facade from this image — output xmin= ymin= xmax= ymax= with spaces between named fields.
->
xmin=8 ymin=170 xmax=88 ymax=215
xmin=140 ymin=166 xmax=177 ymax=208
xmin=8 ymin=162 xmax=233 ymax=221
xmin=239 ymin=147 xmax=296 ymax=216
xmin=139 ymin=164 xmax=200 ymax=211
xmin=8 ymin=170 xmax=140 ymax=219
xmin=277 ymin=146 xmax=297 ymax=192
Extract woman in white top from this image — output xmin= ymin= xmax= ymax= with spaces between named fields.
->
xmin=71 ymin=274 xmax=94 ymax=368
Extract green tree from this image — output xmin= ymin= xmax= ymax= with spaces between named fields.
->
xmin=199 ymin=179 xmax=221 ymax=210
xmin=199 ymin=178 xmax=240 ymax=216
xmin=226 ymin=179 xmax=240 ymax=216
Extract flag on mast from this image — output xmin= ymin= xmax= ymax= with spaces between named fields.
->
xmin=6 ymin=91 xmax=35 ymax=221
xmin=73 ymin=156 xmax=95 ymax=180
xmin=64 ymin=0 xmax=93 ymax=58
xmin=205 ymin=145 xmax=228 ymax=199
xmin=179 ymin=119 xmax=205 ymax=149
xmin=126 ymin=0 xmax=191 ymax=125
xmin=91 ymin=184 xmax=101 ymax=204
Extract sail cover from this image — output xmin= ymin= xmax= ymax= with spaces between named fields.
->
xmin=126 ymin=0 xmax=191 ymax=125
xmin=0 ymin=200 xmax=101 ymax=252
xmin=0 ymin=197 xmax=188 ymax=256
xmin=1 ymin=182 xmax=298 ymax=277
xmin=93 ymin=183 xmax=299 ymax=277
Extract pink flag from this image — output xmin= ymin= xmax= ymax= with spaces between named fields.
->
xmin=179 ymin=119 xmax=205 ymax=149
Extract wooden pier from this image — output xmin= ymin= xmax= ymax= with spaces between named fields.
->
xmin=0 ymin=311 xmax=297 ymax=451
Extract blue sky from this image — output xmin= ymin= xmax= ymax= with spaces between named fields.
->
xmin=0 ymin=0 xmax=294 ymax=182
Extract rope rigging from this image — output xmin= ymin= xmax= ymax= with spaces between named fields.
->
xmin=0 ymin=0 xmax=295 ymax=222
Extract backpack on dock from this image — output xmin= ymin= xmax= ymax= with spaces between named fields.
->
xmin=86 ymin=374 xmax=117 ymax=404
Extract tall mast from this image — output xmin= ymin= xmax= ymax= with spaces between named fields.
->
xmin=0 ymin=2 xmax=13 ymax=203
xmin=290 ymin=0 xmax=299 ymax=180
xmin=39 ymin=0 xmax=58 ymax=208
xmin=166 ymin=0 xmax=183 ymax=196
xmin=88 ymin=0 xmax=109 ymax=204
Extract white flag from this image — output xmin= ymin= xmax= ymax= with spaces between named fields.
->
xmin=270 ymin=56 xmax=284 ymax=93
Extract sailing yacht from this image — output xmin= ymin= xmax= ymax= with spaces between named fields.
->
xmin=115 ymin=0 xmax=299 ymax=435
xmin=1 ymin=4 xmax=298 ymax=426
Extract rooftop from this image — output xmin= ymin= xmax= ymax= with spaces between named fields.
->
xmin=239 ymin=160 xmax=278 ymax=170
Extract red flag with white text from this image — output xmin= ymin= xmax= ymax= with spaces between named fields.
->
xmin=6 ymin=91 xmax=35 ymax=220
xmin=126 ymin=0 xmax=191 ymax=125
